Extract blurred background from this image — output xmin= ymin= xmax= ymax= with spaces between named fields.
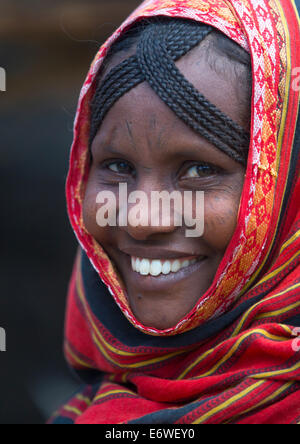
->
xmin=0 ymin=0 xmax=141 ymax=424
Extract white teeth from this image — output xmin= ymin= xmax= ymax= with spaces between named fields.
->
xmin=182 ymin=260 xmax=190 ymax=268
xmin=135 ymin=258 xmax=141 ymax=273
xmin=150 ymin=260 xmax=162 ymax=276
xmin=131 ymin=257 xmax=136 ymax=272
xmin=162 ymin=261 xmax=171 ymax=275
xmin=139 ymin=259 xmax=150 ymax=275
xmin=171 ymin=260 xmax=181 ymax=273
xmin=131 ymin=256 xmax=199 ymax=276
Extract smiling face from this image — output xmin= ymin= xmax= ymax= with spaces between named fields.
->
xmin=83 ymin=38 xmax=250 ymax=330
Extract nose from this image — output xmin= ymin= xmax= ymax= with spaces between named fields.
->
xmin=118 ymin=183 xmax=182 ymax=241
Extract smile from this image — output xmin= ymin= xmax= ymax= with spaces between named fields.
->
xmin=131 ymin=256 xmax=202 ymax=276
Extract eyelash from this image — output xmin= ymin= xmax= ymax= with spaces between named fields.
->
xmin=182 ymin=163 xmax=220 ymax=179
xmin=105 ymin=160 xmax=135 ymax=176
xmin=102 ymin=159 xmax=221 ymax=180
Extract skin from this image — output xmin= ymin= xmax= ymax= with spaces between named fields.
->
xmin=83 ymin=39 xmax=250 ymax=330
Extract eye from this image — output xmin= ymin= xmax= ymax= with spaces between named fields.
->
xmin=183 ymin=163 xmax=218 ymax=179
xmin=106 ymin=160 xmax=134 ymax=176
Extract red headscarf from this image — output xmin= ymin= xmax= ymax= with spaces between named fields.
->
xmin=51 ymin=0 xmax=300 ymax=424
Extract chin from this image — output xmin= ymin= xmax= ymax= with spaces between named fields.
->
xmin=127 ymin=291 xmax=197 ymax=331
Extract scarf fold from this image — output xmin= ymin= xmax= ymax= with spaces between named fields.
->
xmin=51 ymin=0 xmax=300 ymax=424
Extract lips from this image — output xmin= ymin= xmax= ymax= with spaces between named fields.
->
xmin=131 ymin=256 xmax=202 ymax=276
xmin=112 ymin=247 xmax=210 ymax=295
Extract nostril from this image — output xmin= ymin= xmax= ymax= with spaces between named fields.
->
xmin=124 ymin=223 xmax=179 ymax=242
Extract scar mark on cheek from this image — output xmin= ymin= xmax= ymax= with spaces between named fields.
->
xmin=217 ymin=214 xmax=232 ymax=225
xmin=157 ymin=127 xmax=166 ymax=150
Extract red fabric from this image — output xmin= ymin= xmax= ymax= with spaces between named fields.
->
xmin=50 ymin=0 xmax=300 ymax=425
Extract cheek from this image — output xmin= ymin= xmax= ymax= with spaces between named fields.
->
xmin=82 ymin=184 xmax=99 ymax=237
xmin=82 ymin=179 xmax=119 ymax=245
xmin=203 ymin=192 xmax=241 ymax=251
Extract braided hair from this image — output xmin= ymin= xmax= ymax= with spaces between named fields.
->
xmin=90 ymin=18 xmax=252 ymax=165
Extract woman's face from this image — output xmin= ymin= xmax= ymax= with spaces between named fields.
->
xmin=83 ymin=42 xmax=250 ymax=330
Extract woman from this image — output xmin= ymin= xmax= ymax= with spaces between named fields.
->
xmin=51 ymin=0 xmax=300 ymax=424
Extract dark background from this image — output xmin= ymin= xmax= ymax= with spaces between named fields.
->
xmin=0 ymin=0 xmax=141 ymax=424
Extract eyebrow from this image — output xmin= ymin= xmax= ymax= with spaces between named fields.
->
xmin=96 ymin=139 xmax=219 ymax=159
xmin=94 ymin=141 xmax=141 ymax=161
xmin=93 ymin=121 xmax=228 ymax=164
xmin=97 ymin=144 xmax=124 ymax=156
